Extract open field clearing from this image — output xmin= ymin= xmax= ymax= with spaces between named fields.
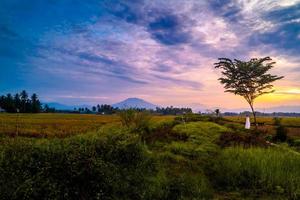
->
xmin=0 ymin=114 xmax=174 ymax=138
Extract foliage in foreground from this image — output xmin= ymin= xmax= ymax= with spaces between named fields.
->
xmin=211 ymin=147 xmax=300 ymax=199
xmin=0 ymin=129 xmax=159 ymax=200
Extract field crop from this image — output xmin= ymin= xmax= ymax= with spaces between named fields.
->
xmin=0 ymin=113 xmax=174 ymax=138
xmin=0 ymin=113 xmax=118 ymax=138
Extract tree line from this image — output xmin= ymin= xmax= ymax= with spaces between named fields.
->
xmin=75 ymin=105 xmax=193 ymax=115
xmin=0 ymin=91 xmax=193 ymax=115
xmin=0 ymin=90 xmax=42 ymax=113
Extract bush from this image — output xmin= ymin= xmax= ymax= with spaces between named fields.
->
xmin=211 ymin=147 xmax=300 ymax=199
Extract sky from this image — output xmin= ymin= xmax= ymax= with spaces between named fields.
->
xmin=1 ymin=0 xmax=300 ymax=111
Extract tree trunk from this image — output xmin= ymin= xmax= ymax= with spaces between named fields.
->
xmin=249 ymin=103 xmax=258 ymax=129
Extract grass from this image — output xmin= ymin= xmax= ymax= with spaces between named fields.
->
xmin=211 ymin=147 xmax=300 ymax=199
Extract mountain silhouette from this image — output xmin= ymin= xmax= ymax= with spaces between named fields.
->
xmin=112 ymin=98 xmax=158 ymax=109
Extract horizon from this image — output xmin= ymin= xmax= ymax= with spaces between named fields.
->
xmin=44 ymin=97 xmax=300 ymax=113
xmin=1 ymin=0 xmax=300 ymax=109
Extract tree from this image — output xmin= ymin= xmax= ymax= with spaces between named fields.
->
xmin=214 ymin=57 xmax=283 ymax=127
xmin=215 ymin=109 xmax=220 ymax=117
xmin=4 ymin=93 xmax=15 ymax=112
xmin=14 ymin=93 xmax=21 ymax=111
xmin=31 ymin=93 xmax=41 ymax=113
xmin=44 ymin=104 xmax=50 ymax=113
xmin=92 ymin=106 xmax=96 ymax=112
xmin=20 ymin=90 xmax=29 ymax=112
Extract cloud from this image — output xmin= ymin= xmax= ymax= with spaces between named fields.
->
xmin=147 ymin=13 xmax=192 ymax=45
xmin=1 ymin=0 xmax=300 ymax=107
xmin=242 ymin=3 xmax=300 ymax=56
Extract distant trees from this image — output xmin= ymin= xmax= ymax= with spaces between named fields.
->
xmin=155 ymin=106 xmax=192 ymax=115
xmin=0 ymin=90 xmax=42 ymax=113
xmin=214 ymin=57 xmax=283 ymax=127
xmin=73 ymin=104 xmax=192 ymax=115
xmin=97 ymin=104 xmax=115 ymax=114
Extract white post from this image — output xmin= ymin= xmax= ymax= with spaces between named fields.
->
xmin=245 ymin=115 xmax=250 ymax=129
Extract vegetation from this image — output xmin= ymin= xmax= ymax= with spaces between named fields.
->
xmin=214 ymin=57 xmax=284 ymax=127
xmin=155 ymin=106 xmax=192 ymax=115
xmin=0 ymin=112 xmax=299 ymax=199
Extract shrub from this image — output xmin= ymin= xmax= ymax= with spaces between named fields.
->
xmin=0 ymin=130 xmax=159 ymax=200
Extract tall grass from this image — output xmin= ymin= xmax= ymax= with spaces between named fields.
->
xmin=211 ymin=147 xmax=300 ymax=199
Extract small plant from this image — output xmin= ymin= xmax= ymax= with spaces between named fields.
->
xmin=273 ymin=118 xmax=288 ymax=142
xmin=118 ymin=109 xmax=152 ymax=142
xmin=118 ymin=108 xmax=136 ymax=128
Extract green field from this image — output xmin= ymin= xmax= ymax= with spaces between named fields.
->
xmin=0 ymin=113 xmax=300 ymax=199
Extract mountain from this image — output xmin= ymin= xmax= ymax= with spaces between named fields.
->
xmin=112 ymin=98 xmax=158 ymax=109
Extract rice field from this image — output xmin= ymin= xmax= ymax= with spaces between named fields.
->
xmin=224 ymin=116 xmax=300 ymax=139
xmin=224 ymin=116 xmax=300 ymax=127
xmin=0 ymin=113 xmax=174 ymax=138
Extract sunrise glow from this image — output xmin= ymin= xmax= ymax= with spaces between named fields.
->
xmin=1 ymin=0 xmax=299 ymax=111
